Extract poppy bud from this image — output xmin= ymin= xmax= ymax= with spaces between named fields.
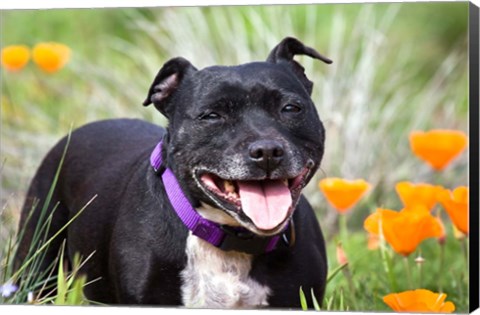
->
xmin=415 ymin=256 xmax=425 ymax=265
xmin=367 ymin=233 xmax=380 ymax=250
xmin=336 ymin=243 xmax=348 ymax=265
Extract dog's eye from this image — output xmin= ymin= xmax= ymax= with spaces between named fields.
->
xmin=281 ymin=104 xmax=302 ymax=113
xmin=199 ymin=112 xmax=222 ymax=120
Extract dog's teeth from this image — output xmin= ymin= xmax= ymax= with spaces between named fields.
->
xmin=224 ymin=180 xmax=235 ymax=193
xmin=283 ymin=179 xmax=289 ymax=186
xmin=227 ymin=191 xmax=239 ymax=200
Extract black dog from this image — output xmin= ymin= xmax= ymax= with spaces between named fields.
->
xmin=14 ymin=37 xmax=331 ymax=308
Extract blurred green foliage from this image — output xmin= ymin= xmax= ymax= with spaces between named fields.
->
xmin=1 ymin=3 xmax=468 ymax=79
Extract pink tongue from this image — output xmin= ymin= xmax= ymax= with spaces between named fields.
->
xmin=237 ymin=180 xmax=292 ymax=230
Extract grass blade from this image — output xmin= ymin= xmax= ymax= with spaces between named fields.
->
xmin=54 ymin=243 xmax=66 ymax=305
xmin=66 ymin=275 xmax=87 ymax=305
xmin=310 ymin=288 xmax=321 ymax=311
xmin=299 ymin=286 xmax=308 ymax=310
xmin=10 ymin=194 xmax=97 ymax=282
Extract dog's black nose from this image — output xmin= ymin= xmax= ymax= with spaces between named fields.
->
xmin=249 ymin=140 xmax=284 ymax=172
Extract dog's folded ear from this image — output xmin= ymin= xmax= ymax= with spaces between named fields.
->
xmin=267 ymin=37 xmax=332 ymax=95
xmin=143 ymin=57 xmax=197 ymax=115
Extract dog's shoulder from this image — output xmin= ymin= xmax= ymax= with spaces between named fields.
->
xmin=71 ymin=118 xmax=163 ymax=141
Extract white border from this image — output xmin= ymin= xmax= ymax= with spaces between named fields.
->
xmin=0 ymin=304 xmax=395 ymax=315
xmin=1 ymin=0 xmax=477 ymax=315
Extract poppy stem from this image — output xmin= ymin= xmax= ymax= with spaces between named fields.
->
xmin=378 ymin=219 xmax=397 ymax=292
xmin=341 ymin=266 xmax=358 ymax=310
xmin=415 ymin=251 xmax=424 ymax=288
xmin=403 ymin=256 xmax=413 ymax=289
xmin=438 ymin=243 xmax=445 ymax=292
xmin=417 ymin=261 xmax=423 ymax=288
xmin=461 ymin=237 xmax=469 ymax=269
xmin=339 ymin=214 xmax=348 ymax=242
xmin=381 ymin=247 xmax=398 ymax=292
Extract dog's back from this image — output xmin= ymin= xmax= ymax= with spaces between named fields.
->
xmin=14 ymin=119 xmax=167 ymax=302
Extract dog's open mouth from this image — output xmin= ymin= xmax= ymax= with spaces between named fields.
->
xmin=197 ymin=168 xmax=310 ymax=232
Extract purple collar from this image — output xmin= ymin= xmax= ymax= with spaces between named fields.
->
xmin=150 ymin=141 xmax=292 ymax=255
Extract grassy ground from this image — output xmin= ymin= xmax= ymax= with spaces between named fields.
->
xmin=1 ymin=3 xmax=470 ymax=311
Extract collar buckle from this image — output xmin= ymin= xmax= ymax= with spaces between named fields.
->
xmin=218 ymin=225 xmax=285 ymax=255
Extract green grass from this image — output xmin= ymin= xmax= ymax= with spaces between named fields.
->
xmin=1 ymin=2 xmax=470 ymax=311
xmin=0 ymin=134 xmax=96 ymax=305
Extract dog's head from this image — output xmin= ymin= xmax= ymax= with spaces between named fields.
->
xmin=144 ymin=37 xmax=331 ymax=236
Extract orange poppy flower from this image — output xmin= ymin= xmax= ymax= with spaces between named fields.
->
xmin=364 ymin=206 xmax=443 ymax=256
xmin=438 ymin=186 xmax=468 ymax=235
xmin=318 ymin=178 xmax=371 ymax=213
xmin=1 ymin=45 xmax=30 ymax=72
xmin=395 ymin=181 xmax=443 ymax=210
xmin=383 ymin=289 xmax=455 ymax=313
xmin=409 ymin=130 xmax=468 ymax=171
xmin=32 ymin=42 xmax=71 ymax=73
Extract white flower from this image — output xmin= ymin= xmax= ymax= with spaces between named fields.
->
xmin=0 ymin=281 xmax=18 ymax=298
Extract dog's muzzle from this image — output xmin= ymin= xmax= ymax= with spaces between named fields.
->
xmin=150 ymin=140 xmax=295 ymax=255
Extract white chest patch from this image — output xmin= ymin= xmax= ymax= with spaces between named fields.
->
xmin=180 ymin=232 xmax=271 ymax=308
